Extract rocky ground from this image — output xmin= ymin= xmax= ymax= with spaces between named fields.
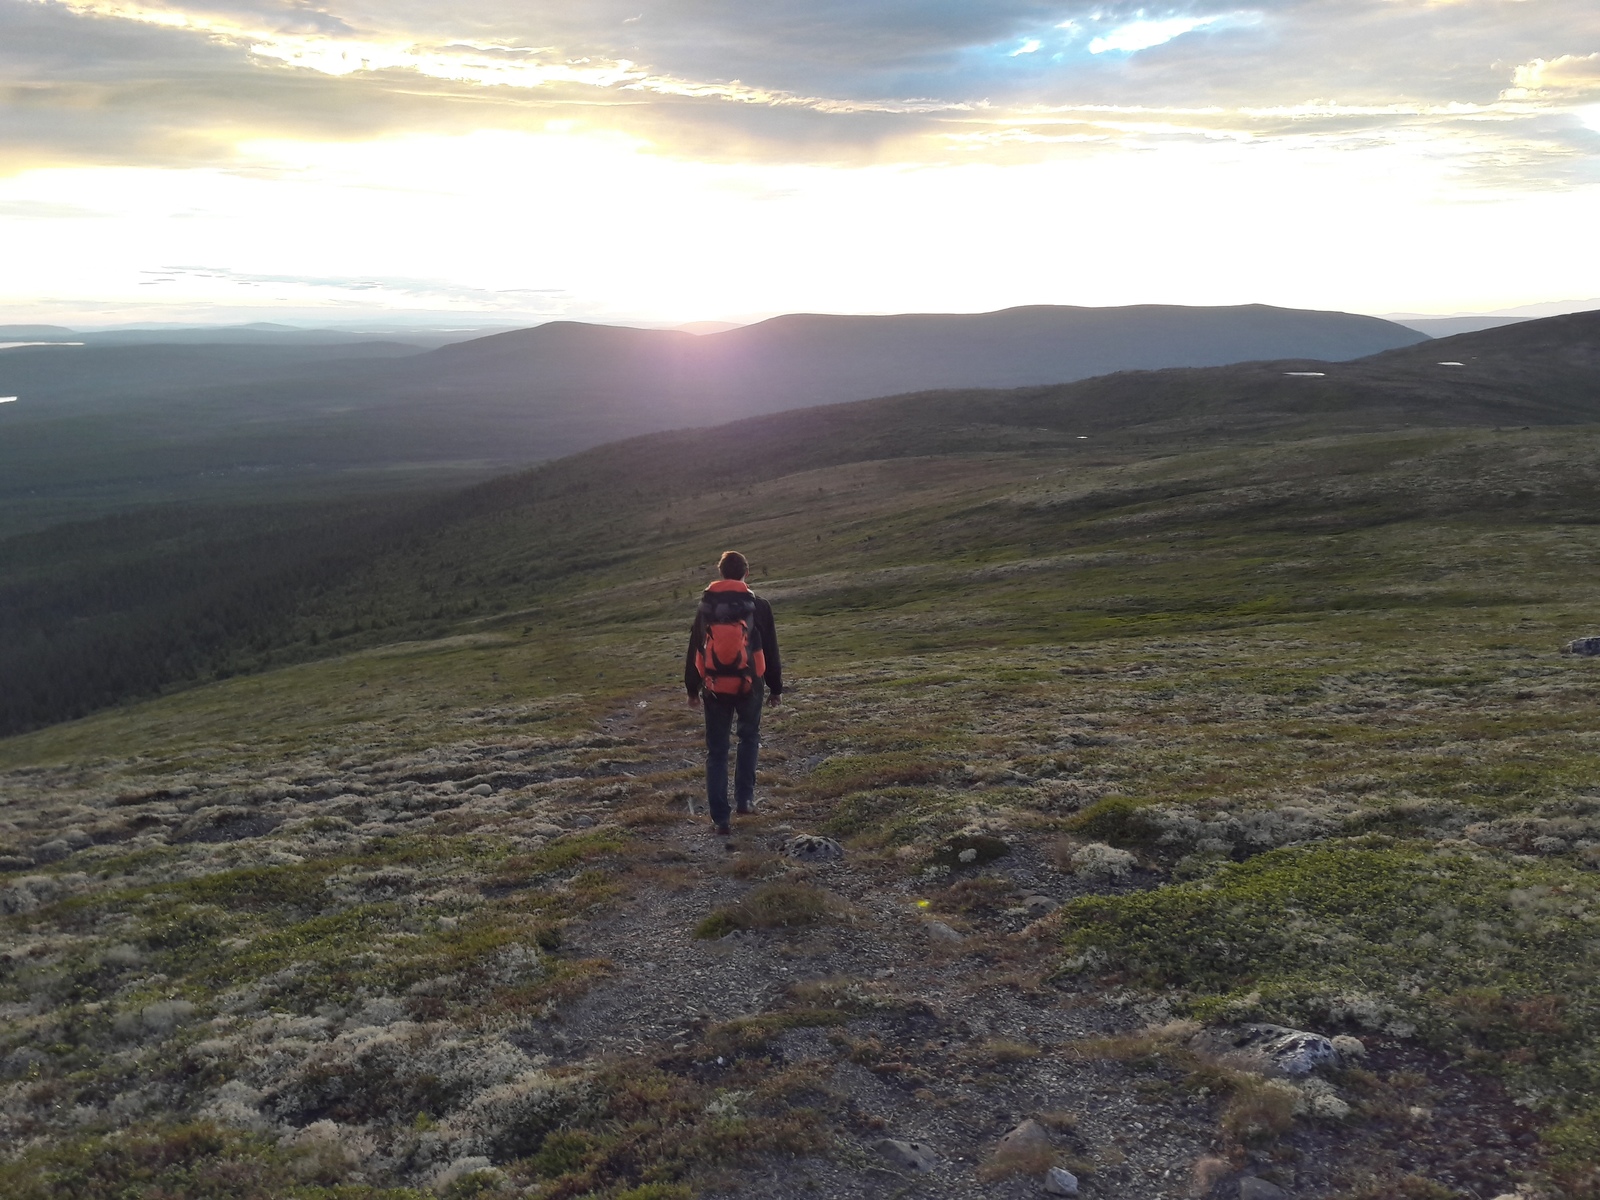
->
xmin=0 ymin=671 xmax=1563 ymax=1199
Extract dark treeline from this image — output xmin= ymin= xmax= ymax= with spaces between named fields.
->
xmin=0 ymin=498 xmax=441 ymax=736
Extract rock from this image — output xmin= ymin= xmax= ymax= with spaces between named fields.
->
xmin=925 ymin=919 xmax=963 ymax=942
xmin=1044 ymin=1166 xmax=1081 ymax=1196
xmin=785 ymin=834 xmax=844 ymax=862
xmin=1565 ymin=636 xmax=1600 ymax=656
xmin=468 ymin=783 xmax=493 ymax=797
xmin=1330 ymin=1034 xmax=1366 ymax=1061
xmin=1239 ymin=1178 xmax=1288 ymax=1199
xmin=572 ymin=815 xmax=596 ymax=828
xmin=933 ymin=833 xmax=1010 ymax=869
xmin=62 ymin=828 xmax=93 ymax=850
xmin=874 ymin=1137 xmax=937 ymax=1173
xmin=1022 ymin=895 xmax=1060 ymax=915
xmin=1000 ymin=1119 xmax=1051 ymax=1152
xmin=1202 ymin=1023 xmax=1339 ymax=1076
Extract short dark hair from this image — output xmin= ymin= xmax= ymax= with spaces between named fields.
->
xmin=718 ymin=551 xmax=748 ymax=580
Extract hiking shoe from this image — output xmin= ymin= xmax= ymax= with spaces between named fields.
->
xmin=735 ymin=802 xmax=753 ymax=815
xmin=714 ymin=822 xmax=732 ymax=837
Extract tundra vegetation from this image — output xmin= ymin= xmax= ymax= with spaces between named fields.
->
xmin=3 ymin=317 xmax=1600 ymax=1197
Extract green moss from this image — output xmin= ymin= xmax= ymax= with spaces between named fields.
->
xmin=805 ymin=752 xmax=952 ymax=799
xmin=612 ymin=1185 xmax=693 ymax=1200
xmin=693 ymin=883 xmax=837 ymax=939
xmin=1062 ymin=839 xmax=1600 ymax=1088
xmin=0 ymin=1122 xmax=428 ymax=1200
xmin=1064 ymin=797 xmax=1164 ymax=848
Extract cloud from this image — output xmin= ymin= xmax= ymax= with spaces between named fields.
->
xmin=1505 ymin=53 xmax=1600 ymax=100
xmin=1087 ymin=14 xmax=1233 ymax=55
xmin=0 ymin=0 xmax=1596 ymax=188
xmin=138 ymin=264 xmax=570 ymax=311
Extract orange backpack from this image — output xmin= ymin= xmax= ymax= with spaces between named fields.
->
xmin=696 ymin=588 xmax=766 ymax=698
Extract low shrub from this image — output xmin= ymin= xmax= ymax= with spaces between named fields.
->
xmin=693 ymin=882 xmax=837 ymax=939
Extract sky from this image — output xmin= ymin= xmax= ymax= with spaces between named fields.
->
xmin=1 ymin=0 xmax=1597 ymax=327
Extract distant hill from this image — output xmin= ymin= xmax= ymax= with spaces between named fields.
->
xmin=418 ymin=303 xmax=1426 ymax=425
xmin=0 ymin=324 xmax=77 ymax=340
xmin=1392 ymin=315 xmax=1530 ymax=338
xmin=0 ymin=303 xmax=1427 ymax=531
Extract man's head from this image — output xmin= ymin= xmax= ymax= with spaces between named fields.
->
xmin=718 ymin=550 xmax=749 ymax=580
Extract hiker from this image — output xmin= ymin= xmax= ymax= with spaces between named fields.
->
xmin=685 ymin=551 xmax=782 ymax=835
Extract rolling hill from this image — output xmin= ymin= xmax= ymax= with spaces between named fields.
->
xmin=0 ymin=304 xmax=1425 ymax=533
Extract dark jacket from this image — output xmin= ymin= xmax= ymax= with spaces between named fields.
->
xmin=684 ymin=580 xmax=782 ymax=698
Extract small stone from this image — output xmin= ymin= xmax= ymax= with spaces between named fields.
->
xmin=874 ymin=1137 xmax=937 ymax=1173
xmin=999 ymin=1119 xmax=1051 ymax=1152
xmin=572 ymin=815 xmax=596 ymax=828
xmin=785 ymin=834 xmax=844 ymax=862
xmin=469 ymin=783 xmax=493 ymax=797
xmin=1022 ymin=895 xmax=1060 ymax=915
xmin=1239 ymin=1178 xmax=1287 ymax=1200
xmin=937 ymin=833 xmax=1010 ymax=868
xmin=1044 ymin=1166 xmax=1080 ymax=1196
xmin=925 ymin=920 xmax=963 ymax=942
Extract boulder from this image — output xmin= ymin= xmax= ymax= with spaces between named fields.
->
xmin=999 ymin=1119 xmax=1051 ymax=1152
xmin=1196 ymin=1023 xmax=1339 ymax=1076
xmin=874 ymin=1137 xmax=937 ymax=1173
xmin=1022 ymin=895 xmax=1061 ymax=915
xmin=1565 ymin=637 xmax=1600 ymax=656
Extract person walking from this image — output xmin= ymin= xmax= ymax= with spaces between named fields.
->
xmin=685 ymin=551 xmax=782 ymax=836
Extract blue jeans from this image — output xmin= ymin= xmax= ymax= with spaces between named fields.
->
xmin=703 ymin=684 xmax=763 ymax=824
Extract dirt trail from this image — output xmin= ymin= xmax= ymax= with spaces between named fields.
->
xmin=533 ymin=695 xmax=1546 ymax=1200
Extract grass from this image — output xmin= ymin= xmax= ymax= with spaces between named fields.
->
xmin=693 ymin=882 xmax=840 ymax=939
xmin=10 ymin=414 xmax=1600 ymax=1193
